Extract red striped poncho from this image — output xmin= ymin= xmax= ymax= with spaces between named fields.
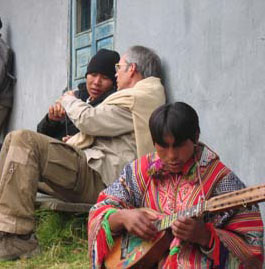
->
xmin=88 ymin=143 xmax=264 ymax=268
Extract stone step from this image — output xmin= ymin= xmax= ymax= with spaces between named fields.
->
xmin=35 ymin=193 xmax=92 ymax=213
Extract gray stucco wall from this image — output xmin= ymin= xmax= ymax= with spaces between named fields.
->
xmin=0 ymin=0 xmax=68 ymax=131
xmin=116 ymin=0 xmax=265 ymax=221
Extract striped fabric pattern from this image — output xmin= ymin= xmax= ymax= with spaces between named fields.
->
xmin=88 ymin=144 xmax=264 ymax=268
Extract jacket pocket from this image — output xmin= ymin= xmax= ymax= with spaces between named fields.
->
xmin=42 ymin=141 xmax=80 ymax=189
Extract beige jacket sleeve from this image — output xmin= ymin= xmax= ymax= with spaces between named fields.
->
xmin=61 ymin=95 xmax=133 ymax=137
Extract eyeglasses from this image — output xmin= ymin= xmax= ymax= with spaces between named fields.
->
xmin=115 ymin=63 xmax=130 ymax=72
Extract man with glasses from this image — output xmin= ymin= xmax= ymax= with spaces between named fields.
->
xmin=0 ymin=45 xmax=166 ymax=260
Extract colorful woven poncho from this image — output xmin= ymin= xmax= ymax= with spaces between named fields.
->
xmin=88 ymin=143 xmax=264 ymax=268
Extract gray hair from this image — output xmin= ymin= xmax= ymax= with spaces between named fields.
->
xmin=125 ymin=45 xmax=162 ymax=79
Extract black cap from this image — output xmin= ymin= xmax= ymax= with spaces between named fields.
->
xmin=86 ymin=49 xmax=120 ymax=86
xmin=0 ymin=18 xmax=2 ymax=30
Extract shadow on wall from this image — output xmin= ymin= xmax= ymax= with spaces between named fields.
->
xmin=161 ymin=59 xmax=170 ymax=103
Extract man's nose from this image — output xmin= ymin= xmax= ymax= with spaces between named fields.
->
xmin=168 ymin=148 xmax=178 ymax=161
xmin=93 ymin=75 xmax=101 ymax=84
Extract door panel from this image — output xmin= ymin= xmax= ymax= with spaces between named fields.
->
xmin=75 ymin=46 xmax=91 ymax=79
xmin=70 ymin=0 xmax=115 ymax=89
xmin=96 ymin=20 xmax=114 ymax=50
xmin=97 ymin=36 xmax=113 ymax=51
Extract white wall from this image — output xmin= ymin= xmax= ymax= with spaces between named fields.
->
xmin=116 ymin=0 xmax=265 ymax=224
xmin=0 ymin=0 xmax=69 ymax=131
xmin=115 ymin=0 xmax=265 ymax=185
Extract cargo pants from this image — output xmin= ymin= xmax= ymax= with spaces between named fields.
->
xmin=0 ymin=130 xmax=105 ymax=234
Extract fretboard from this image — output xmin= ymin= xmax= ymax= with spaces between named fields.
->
xmin=154 ymin=202 xmax=206 ymax=231
xmin=153 ymin=183 xmax=265 ymax=232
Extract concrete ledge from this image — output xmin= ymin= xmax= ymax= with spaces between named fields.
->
xmin=35 ymin=193 xmax=92 ymax=213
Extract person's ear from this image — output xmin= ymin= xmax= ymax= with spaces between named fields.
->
xmin=129 ymin=63 xmax=137 ymax=77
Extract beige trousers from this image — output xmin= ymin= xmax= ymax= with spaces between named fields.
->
xmin=0 ymin=130 xmax=105 ymax=234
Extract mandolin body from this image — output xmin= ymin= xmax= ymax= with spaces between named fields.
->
xmin=104 ymin=184 xmax=265 ymax=268
xmin=105 ymin=229 xmax=173 ymax=269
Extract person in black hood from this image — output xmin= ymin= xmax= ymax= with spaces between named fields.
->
xmin=37 ymin=49 xmax=120 ymax=141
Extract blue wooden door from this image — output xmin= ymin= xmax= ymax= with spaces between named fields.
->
xmin=70 ymin=0 xmax=115 ymax=89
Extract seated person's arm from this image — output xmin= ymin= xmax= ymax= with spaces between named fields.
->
xmin=37 ymin=103 xmax=66 ymax=138
xmin=171 ymin=217 xmax=211 ymax=248
xmin=109 ymin=208 xmax=158 ymax=241
xmin=60 ymin=94 xmax=133 ymax=137
xmin=198 ymin=173 xmax=263 ymax=266
xmin=89 ymin=161 xmax=158 ymax=243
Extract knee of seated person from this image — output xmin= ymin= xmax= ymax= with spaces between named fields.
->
xmin=8 ymin=130 xmax=36 ymax=145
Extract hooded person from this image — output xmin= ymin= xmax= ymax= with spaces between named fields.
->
xmin=37 ymin=49 xmax=120 ymax=141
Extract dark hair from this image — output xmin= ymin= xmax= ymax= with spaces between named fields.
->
xmin=149 ymin=102 xmax=200 ymax=146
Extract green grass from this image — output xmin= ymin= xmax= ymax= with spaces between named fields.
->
xmin=0 ymin=210 xmax=90 ymax=268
